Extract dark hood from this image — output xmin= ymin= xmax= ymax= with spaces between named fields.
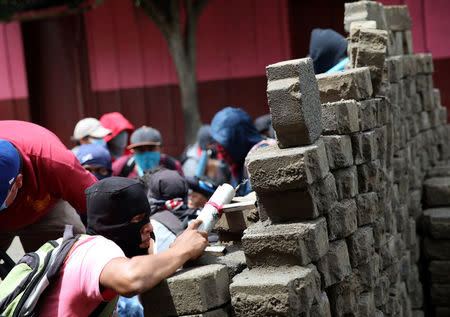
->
xmin=210 ymin=107 xmax=263 ymax=166
xmin=147 ymin=168 xmax=188 ymax=201
xmin=86 ymin=177 xmax=150 ymax=257
xmin=309 ymin=28 xmax=348 ymax=74
xmin=100 ymin=112 xmax=135 ymax=143
xmin=197 ymin=125 xmax=215 ymax=151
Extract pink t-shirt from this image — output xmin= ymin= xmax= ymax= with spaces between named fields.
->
xmin=36 ymin=236 xmax=126 ymax=316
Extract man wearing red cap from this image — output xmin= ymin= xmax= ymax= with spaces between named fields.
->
xmin=0 ymin=121 xmax=97 ymax=252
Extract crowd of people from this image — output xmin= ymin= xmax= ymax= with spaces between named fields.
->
xmin=0 ymin=107 xmax=275 ymax=317
xmin=0 ymin=27 xmax=348 ymax=316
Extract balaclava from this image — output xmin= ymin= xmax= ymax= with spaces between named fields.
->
xmin=86 ymin=177 xmax=150 ymax=257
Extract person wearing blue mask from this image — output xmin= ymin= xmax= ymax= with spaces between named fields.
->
xmin=71 ymin=118 xmax=112 ymax=154
xmin=112 ymin=126 xmax=183 ymax=178
xmin=76 ymin=144 xmax=112 ymax=181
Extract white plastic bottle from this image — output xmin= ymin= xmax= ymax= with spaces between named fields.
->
xmin=196 ymin=183 xmax=235 ymax=232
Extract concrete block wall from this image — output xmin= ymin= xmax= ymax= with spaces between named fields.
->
xmin=142 ymin=2 xmax=450 ymax=316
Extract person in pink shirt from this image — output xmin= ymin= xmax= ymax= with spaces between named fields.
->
xmin=36 ymin=177 xmax=209 ymax=316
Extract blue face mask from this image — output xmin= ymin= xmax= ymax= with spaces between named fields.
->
xmin=0 ymin=201 xmax=7 ymax=211
xmin=90 ymin=138 xmax=106 ymax=147
xmin=134 ymin=152 xmax=161 ymax=176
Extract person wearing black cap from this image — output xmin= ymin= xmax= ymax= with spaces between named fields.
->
xmin=36 ymin=177 xmax=209 ymax=316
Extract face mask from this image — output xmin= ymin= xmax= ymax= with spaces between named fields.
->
xmin=90 ymin=138 xmax=106 ymax=146
xmin=134 ymin=152 xmax=161 ymax=176
xmin=108 ymin=131 xmax=129 ymax=159
xmin=0 ymin=201 xmax=7 ymax=211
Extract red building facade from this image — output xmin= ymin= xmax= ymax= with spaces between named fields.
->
xmin=0 ymin=0 xmax=449 ymax=155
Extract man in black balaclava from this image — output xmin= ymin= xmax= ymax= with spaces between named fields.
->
xmin=36 ymin=177 xmax=209 ymax=316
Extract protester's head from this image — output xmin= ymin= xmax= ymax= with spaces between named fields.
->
xmin=0 ymin=140 xmax=23 ymax=210
xmin=185 ymin=176 xmax=215 ymax=209
xmin=309 ymin=28 xmax=348 ymax=74
xmin=86 ymin=177 xmax=151 ymax=257
xmin=128 ymin=126 xmax=162 ymax=176
xmin=72 ymin=118 xmax=111 ymax=146
xmin=76 ymin=144 xmax=112 ymax=180
xmin=254 ymin=114 xmax=273 ymax=138
xmin=210 ymin=107 xmax=263 ymax=167
xmin=100 ymin=112 xmax=135 ymax=159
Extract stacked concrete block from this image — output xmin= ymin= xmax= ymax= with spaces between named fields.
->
xmin=266 ymin=58 xmax=322 ymax=148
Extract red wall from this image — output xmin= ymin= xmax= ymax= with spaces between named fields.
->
xmin=379 ymin=0 xmax=450 ymax=119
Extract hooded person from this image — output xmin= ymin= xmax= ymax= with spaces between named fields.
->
xmin=141 ymin=168 xmax=199 ymax=254
xmin=34 ymin=176 xmax=209 ymax=316
xmin=209 ymin=107 xmax=264 ymax=196
xmin=76 ymin=143 xmax=112 ymax=181
xmin=308 ymin=28 xmax=348 ymax=74
xmin=100 ymin=112 xmax=135 ymax=160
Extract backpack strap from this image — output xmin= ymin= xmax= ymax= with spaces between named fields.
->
xmin=89 ymin=295 xmax=119 ymax=317
xmin=120 ymin=156 xmax=135 ymax=177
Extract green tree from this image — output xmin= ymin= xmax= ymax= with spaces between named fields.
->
xmin=135 ymin=0 xmax=210 ymax=146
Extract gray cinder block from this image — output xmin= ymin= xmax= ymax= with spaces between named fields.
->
xmin=322 ymin=100 xmax=360 ymax=135
xmin=415 ymin=53 xmax=434 ymax=74
xmin=142 ymin=264 xmax=230 ymax=316
xmin=423 ymin=208 xmax=450 ymax=239
xmin=327 ymin=199 xmax=358 ymax=241
xmin=328 ymin=273 xmax=359 ymax=316
xmin=384 ymin=5 xmax=412 ymax=31
xmin=424 ymin=238 xmax=450 ymax=260
xmin=346 ymin=226 xmax=375 ymax=267
xmin=317 ymin=67 xmax=373 ymax=103
xmin=310 ymin=292 xmax=332 ymax=317
xmin=333 ymin=166 xmax=359 ymax=200
xmin=356 ymin=192 xmax=379 ymax=226
xmin=358 ymin=99 xmax=378 ymax=131
xmin=429 ymin=261 xmax=450 ymax=284
xmin=344 ymin=1 xmax=388 ymax=32
xmin=266 ymin=58 xmax=322 ymax=148
xmin=230 ymin=265 xmax=321 ymax=317
xmin=424 ymin=177 xmax=450 ymax=207
xmin=357 ymin=292 xmax=376 ymax=317
xmin=385 ymin=56 xmax=404 ymax=82
xmin=351 ymin=130 xmax=378 ymax=165
xmin=321 ymin=135 xmax=354 ymax=170
xmin=357 ymin=159 xmax=382 ymax=193
xmin=242 ymin=217 xmax=329 ymax=267
xmin=317 ymin=239 xmax=352 ymax=288
xmin=246 ymin=141 xmax=329 ymax=194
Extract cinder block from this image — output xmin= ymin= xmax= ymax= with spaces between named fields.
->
xmin=327 ymin=199 xmax=358 ymax=241
xmin=308 ymin=173 xmax=339 ymax=215
xmin=316 ymin=67 xmax=373 ymax=103
xmin=423 ymin=208 xmax=450 ymax=239
xmin=424 ymin=177 xmax=450 ymax=207
xmin=415 ymin=53 xmax=434 ymax=74
xmin=358 ymin=99 xmax=378 ymax=131
xmin=266 ymin=58 xmax=322 ymax=148
xmin=374 ymin=126 xmax=387 ymax=158
xmin=434 ymin=88 xmax=442 ymax=108
xmin=377 ymin=97 xmax=390 ymax=126
xmin=246 ymin=141 xmax=329 ymax=194
xmin=403 ymin=30 xmax=413 ymax=54
xmin=429 ymin=261 xmax=450 ymax=284
xmin=374 ymin=273 xmax=390 ymax=307
xmin=356 ymin=253 xmax=381 ymax=291
xmin=346 ymin=226 xmax=374 ymax=267
xmin=180 ymin=306 xmax=231 ymax=317
xmin=142 ymin=264 xmax=230 ymax=316
xmin=230 ymin=265 xmax=321 ymax=317
xmin=322 ymin=135 xmax=353 ymax=170
xmin=310 ymin=292 xmax=332 ymax=317
xmin=344 ymin=1 xmax=388 ymax=32
xmin=351 ymin=131 xmax=378 ymax=165
xmin=322 ymin=100 xmax=360 ymax=135
xmin=333 ymin=166 xmax=359 ymax=200
xmin=430 ymin=284 xmax=450 ymax=307
xmin=358 ymin=292 xmax=376 ymax=317
xmin=357 ymin=159 xmax=381 ymax=193
xmin=385 ymin=56 xmax=403 ymax=82
xmin=416 ymin=74 xmax=435 ymax=111
xmin=242 ymin=217 xmax=329 ymax=267
xmin=356 ymin=192 xmax=379 ymax=226
xmin=328 ymin=273 xmax=359 ymax=317
xmin=317 ymin=239 xmax=352 ymax=288
xmin=384 ymin=5 xmax=412 ymax=31
xmin=424 ymin=238 xmax=450 ymax=260
xmin=256 ymin=189 xmax=317 ymax=222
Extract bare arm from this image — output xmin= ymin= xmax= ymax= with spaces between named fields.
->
xmin=99 ymin=219 xmax=209 ymax=297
